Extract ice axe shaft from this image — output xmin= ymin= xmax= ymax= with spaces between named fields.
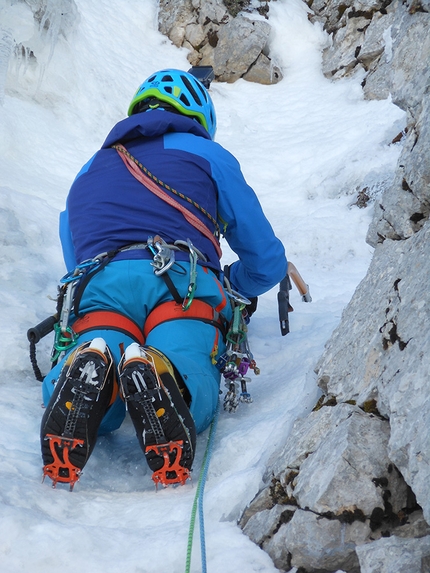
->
xmin=288 ymin=262 xmax=312 ymax=302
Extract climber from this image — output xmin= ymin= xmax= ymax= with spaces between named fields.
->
xmin=40 ymin=67 xmax=287 ymax=490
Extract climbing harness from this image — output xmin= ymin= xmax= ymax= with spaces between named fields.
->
xmin=185 ymin=399 xmax=220 ymax=573
xmin=146 ymin=236 xmax=206 ymax=312
xmin=27 ymin=236 xmax=211 ymax=378
xmin=28 ymin=258 xmax=311 ymax=387
xmin=143 ymin=299 xmax=227 ymax=340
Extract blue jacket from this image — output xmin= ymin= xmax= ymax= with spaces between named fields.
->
xmin=60 ymin=110 xmax=287 ymax=298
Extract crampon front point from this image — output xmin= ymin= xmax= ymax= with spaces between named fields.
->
xmin=42 ymin=433 xmax=84 ymax=490
xmin=146 ymin=440 xmax=191 ymax=488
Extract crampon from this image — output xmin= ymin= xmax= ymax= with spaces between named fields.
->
xmin=119 ymin=344 xmax=196 ymax=488
xmin=42 ymin=434 xmax=84 ymax=491
xmin=146 ymin=441 xmax=191 ymax=488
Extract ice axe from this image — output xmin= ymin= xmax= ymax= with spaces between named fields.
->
xmin=278 ymin=262 xmax=312 ymax=336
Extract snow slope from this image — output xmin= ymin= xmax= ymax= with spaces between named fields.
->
xmin=0 ymin=0 xmax=405 ymax=571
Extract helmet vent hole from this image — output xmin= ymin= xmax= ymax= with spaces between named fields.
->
xmin=182 ymin=75 xmax=202 ymax=106
xmin=180 ymin=94 xmax=190 ymax=106
xmin=164 ymin=86 xmax=172 ymax=94
xmin=195 ymin=81 xmax=208 ymax=102
xmin=162 ymin=75 xmax=174 ymax=82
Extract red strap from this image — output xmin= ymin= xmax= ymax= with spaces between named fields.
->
xmin=115 ymin=144 xmax=223 ymax=258
xmin=71 ymin=304 xmax=223 ymax=346
xmin=143 ymin=299 xmax=220 ymax=338
xmin=72 ymin=311 xmax=145 ymax=345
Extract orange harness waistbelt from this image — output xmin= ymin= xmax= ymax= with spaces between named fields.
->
xmin=71 ymin=301 xmax=225 ymax=346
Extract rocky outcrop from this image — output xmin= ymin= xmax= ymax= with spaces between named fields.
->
xmin=240 ymin=401 xmax=429 ymax=571
xmin=157 ymin=0 xmax=283 ymax=85
xmin=311 ymin=0 xmax=430 ymax=243
xmin=240 ymin=1 xmax=430 ymax=571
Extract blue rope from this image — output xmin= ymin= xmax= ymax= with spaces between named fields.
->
xmin=185 ymin=399 xmax=220 ymax=573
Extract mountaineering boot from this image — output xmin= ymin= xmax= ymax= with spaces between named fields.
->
xmin=119 ymin=343 xmax=196 ymax=487
xmin=41 ymin=338 xmax=115 ymax=490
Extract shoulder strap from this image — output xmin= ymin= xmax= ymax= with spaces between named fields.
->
xmin=113 ymin=144 xmax=222 ymax=258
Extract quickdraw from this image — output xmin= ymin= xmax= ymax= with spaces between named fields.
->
xmin=216 ymin=282 xmax=260 ymax=413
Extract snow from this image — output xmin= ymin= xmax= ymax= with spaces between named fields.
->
xmin=0 ymin=0 xmax=405 ymax=572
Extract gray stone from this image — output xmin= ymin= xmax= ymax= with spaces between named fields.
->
xmin=238 ymin=0 xmax=430 ymax=569
xmin=157 ymin=0 xmax=280 ymax=84
xmin=312 ymin=0 xmax=382 ymax=34
xmin=213 ymin=15 xmax=271 ymax=82
xmin=158 ymin=0 xmax=195 ymax=48
xmin=243 ymin=504 xmax=295 ymax=547
xmin=394 ymin=511 xmax=430 ymax=540
xmin=266 ymin=403 xmax=358 ymax=479
xmin=239 ymin=484 xmax=275 ymax=529
xmin=196 ymin=0 xmax=228 ymax=25
xmin=358 ymin=12 xmax=396 ymax=65
xmin=363 ymin=8 xmax=430 ymax=113
xmin=322 ymin=16 xmax=369 ymax=77
xmin=275 ymin=509 xmax=368 ymax=572
xmin=356 ymin=535 xmax=430 ymax=573
xmin=315 ymin=221 xmax=430 ymax=522
xmin=292 ymin=408 xmax=407 ymax=516
xmin=184 ymin=22 xmax=206 ymax=48
xmin=362 ymin=58 xmax=391 ymax=101
xmin=242 ymin=53 xmax=283 ymax=85
xmin=388 ymin=12 xmax=430 ymax=114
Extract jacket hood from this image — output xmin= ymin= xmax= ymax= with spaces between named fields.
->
xmin=102 ymin=109 xmax=211 ymax=148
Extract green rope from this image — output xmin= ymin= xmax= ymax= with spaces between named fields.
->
xmin=185 ymin=400 xmax=220 ymax=573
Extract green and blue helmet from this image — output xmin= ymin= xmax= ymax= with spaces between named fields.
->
xmin=128 ymin=69 xmax=217 ymax=139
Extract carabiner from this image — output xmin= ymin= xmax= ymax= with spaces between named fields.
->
xmin=182 ymin=239 xmax=198 ymax=311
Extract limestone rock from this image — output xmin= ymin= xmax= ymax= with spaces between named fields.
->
xmin=358 ymin=14 xmax=387 ymax=62
xmin=315 ymin=221 xmax=430 ymax=523
xmin=242 ymin=504 xmax=296 ymax=547
xmin=242 ymin=53 xmax=283 ymax=85
xmin=356 ymin=535 xmax=430 ymax=573
xmin=385 ymin=12 xmax=430 ymax=114
xmin=213 ymin=15 xmax=271 ymax=82
xmin=157 ymin=0 xmax=282 ymax=85
xmin=221 ymin=0 xmax=430 ymax=569
xmin=158 ymin=0 xmax=195 ymax=48
xmin=322 ymin=19 xmax=359 ymax=77
xmin=265 ymin=508 xmax=369 ymax=572
xmin=292 ymin=409 xmax=407 ymax=517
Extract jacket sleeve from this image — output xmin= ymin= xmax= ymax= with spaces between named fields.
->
xmin=211 ymin=145 xmax=287 ymax=298
xmin=59 ymin=206 xmax=77 ymax=272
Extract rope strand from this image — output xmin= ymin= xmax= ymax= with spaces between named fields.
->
xmin=112 ymin=144 xmax=221 ymax=237
xmin=185 ymin=399 xmax=220 ymax=573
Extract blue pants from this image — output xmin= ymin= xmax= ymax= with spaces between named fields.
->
xmin=42 ymin=260 xmax=231 ymax=434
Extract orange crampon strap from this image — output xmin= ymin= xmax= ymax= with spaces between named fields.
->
xmin=146 ymin=441 xmax=191 ymax=487
xmin=42 ymin=434 xmax=84 ymax=490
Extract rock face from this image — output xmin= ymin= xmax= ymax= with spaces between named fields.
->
xmin=158 ymin=0 xmax=283 ymax=85
xmin=311 ymin=0 xmax=430 ymax=244
xmin=239 ymin=0 xmax=430 ymax=571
